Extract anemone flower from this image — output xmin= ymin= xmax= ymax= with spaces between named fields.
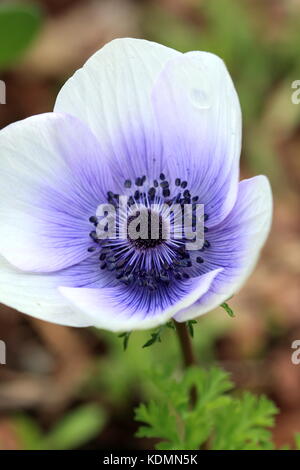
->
xmin=0 ymin=39 xmax=272 ymax=331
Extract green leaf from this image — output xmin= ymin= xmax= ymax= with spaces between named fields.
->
xmin=143 ymin=326 xmax=164 ymax=348
xmin=187 ymin=320 xmax=197 ymax=337
xmin=118 ymin=331 xmax=131 ymax=350
xmin=142 ymin=321 xmax=176 ymax=348
xmin=0 ymin=3 xmax=42 ymax=68
xmin=220 ymin=302 xmax=235 ymax=317
xmin=135 ymin=366 xmax=278 ymax=450
xmin=211 ymin=393 xmax=278 ymax=450
xmin=38 ymin=404 xmax=106 ymax=450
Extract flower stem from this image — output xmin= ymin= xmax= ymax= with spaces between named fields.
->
xmin=175 ymin=321 xmax=197 ymax=406
xmin=175 ymin=321 xmax=197 ymax=367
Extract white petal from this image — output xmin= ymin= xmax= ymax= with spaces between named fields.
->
xmin=0 ymin=256 xmax=93 ymax=327
xmin=54 ymin=38 xmax=180 ymax=180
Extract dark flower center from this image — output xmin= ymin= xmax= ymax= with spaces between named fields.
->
xmin=127 ymin=209 xmax=167 ymax=249
xmin=87 ymin=174 xmax=211 ymax=291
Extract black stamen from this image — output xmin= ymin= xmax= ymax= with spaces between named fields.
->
xmin=89 ymin=230 xmax=97 ymax=240
xmin=160 ymin=180 xmax=169 ymax=189
xmin=89 ymin=216 xmax=98 ymax=224
xmin=116 ymin=259 xmax=126 ymax=269
xmin=148 ymin=187 xmax=156 ymax=198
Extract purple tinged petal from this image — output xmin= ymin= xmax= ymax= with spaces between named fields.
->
xmin=151 ymin=52 xmax=241 ymax=227
xmin=59 ymin=268 xmax=222 ymax=331
xmin=0 ymin=113 xmax=114 ymax=272
xmin=176 ymin=175 xmax=272 ymax=321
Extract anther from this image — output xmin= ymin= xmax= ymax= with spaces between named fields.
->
xmin=89 ymin=216 xmax=98 ymax=224
xmin=89 ymin=230 xmax=97 ymax=240
xmin=116 ymin=259 xmax=126 ymax=269
xmin=148 ymin=187 xmax=156 ymax=198
xmin=160 ymin=180 xmax=169 ymax=189
xmin=174 ymin=272 xmax=183 ymax=280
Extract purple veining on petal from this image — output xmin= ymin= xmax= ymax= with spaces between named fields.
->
xmin=151 ymin=53 xmax=241 ymax=228
xmin=190 ymin=176 xmax=272 ymax=310
xmin=0 ymin=113 xmax=115 ymax=273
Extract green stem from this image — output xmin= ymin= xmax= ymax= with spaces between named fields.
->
xmin=175 ymin=321 xmax=197 ymax=367
xmin=175 ymin=321 xmax=197 ymax=406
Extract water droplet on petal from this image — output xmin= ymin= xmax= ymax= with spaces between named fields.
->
xmin=190 ymin=88 xmax=211 ymax=109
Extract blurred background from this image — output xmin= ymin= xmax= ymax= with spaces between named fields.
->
xmin=0 ymin=0 xmax=300 ymax=450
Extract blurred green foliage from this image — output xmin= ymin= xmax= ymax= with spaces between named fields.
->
xmin=12 ymin=403 xmax=106 ymax=450
xmin=0 ymin=2 xmax=42 ymax=69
